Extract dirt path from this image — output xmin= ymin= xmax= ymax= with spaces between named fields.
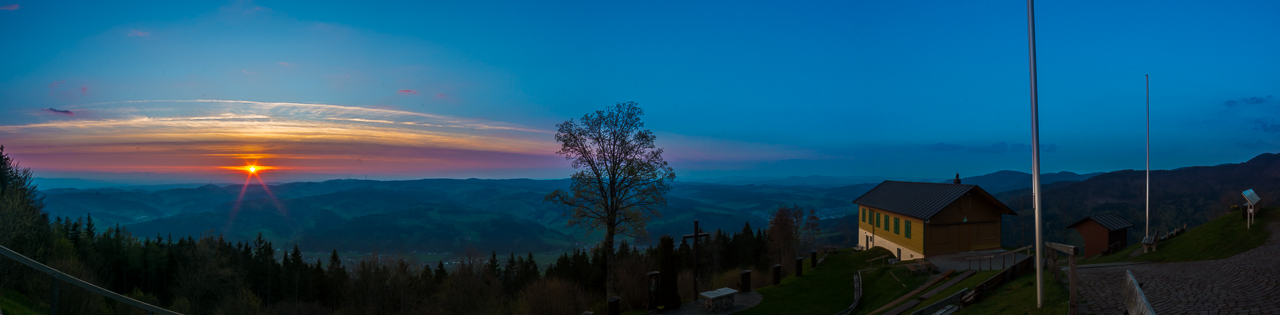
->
xmin=1077 ymin=221 xmax=1280 ymax=314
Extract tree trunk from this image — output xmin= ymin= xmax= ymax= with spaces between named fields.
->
xmin=605 ymin=223 xmax=615 ymax=298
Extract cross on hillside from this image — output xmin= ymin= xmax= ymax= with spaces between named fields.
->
xmin=683 ymin=220 xmax=710 ymax=299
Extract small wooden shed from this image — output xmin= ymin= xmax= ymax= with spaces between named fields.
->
xmin=1066 ymin=213 xmax=1134 ymax=257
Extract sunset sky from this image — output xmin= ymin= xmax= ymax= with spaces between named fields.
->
xmin=1 ymin=1 xmax=1277 ymax=184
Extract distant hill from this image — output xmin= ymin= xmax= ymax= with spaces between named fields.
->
xmin=687 ymin=175 xmax=945 ymax=188
xmin=997 ymin=153 xmax=1280 ymax=248
xmin=116 ymin=178 xmax=793 ymax=253
xmin=941 ymin=170 xmax=1101 ymax=193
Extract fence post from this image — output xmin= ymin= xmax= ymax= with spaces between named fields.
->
xmin=1069 ymin=255 xmax=1078 ymax=315
xmin=772 ymin=264 xmax=782 ymax=285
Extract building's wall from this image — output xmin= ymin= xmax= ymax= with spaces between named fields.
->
xmin=922 ymin=194 xmax=1006 ymax=256
xmin=1073 ymin=220 xmax=1111 ymax=257
xmin=928 ymin=194 xmax=1005 ymax=225
xmin=861 ymin=229 xmax=925 ymax=260
xmin=857 ymin=205 xmax=925 ymax=259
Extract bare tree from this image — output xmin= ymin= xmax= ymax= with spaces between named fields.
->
xmin=544 ymin=101 xmax=676 ymax=297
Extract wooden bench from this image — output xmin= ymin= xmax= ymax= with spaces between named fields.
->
xmin=699 ymin=287 xmax=738 ymax=311
xmin=1141 ymin=235 xmax=1158 ymax=253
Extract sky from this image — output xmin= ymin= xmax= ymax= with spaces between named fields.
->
xmin=1 ymin=0 xmax=1277 ymax=185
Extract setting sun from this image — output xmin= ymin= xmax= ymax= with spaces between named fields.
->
xmin=220 ymin=164 xmax=279 ymax=174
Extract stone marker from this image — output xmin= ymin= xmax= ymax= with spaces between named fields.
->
xmin=740 ymin=270 xmax=752 ymax=292
xmin=647 ymin=271 xmax=660 ymax=310
xmin=772 ymin=264 xmax=782 ymax=285
xmin=795 ymin=257 xmax=804 ymax=277
xmin=608 ymin=296 xmax=621 ymax=315
xmin=812 ymin=250 xmax=818 ymax=268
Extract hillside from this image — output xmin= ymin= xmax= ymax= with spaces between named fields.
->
xmin=942 ymin=170 xmax=1100 ymax=194
xmin=998 ymin=153 xmax=1280 ymax=248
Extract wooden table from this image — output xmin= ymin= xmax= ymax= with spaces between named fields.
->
xmin=914 ymin=258 xmax=937 ymax=274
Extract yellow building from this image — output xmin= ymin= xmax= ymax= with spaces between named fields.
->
xmin=853 ymin=178 xmax=1017 ymax=260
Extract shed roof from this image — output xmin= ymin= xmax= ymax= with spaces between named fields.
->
xmin=851 ymin=180 xmax=1016 ymax=220
xmin=1066 ymin=213 xmax=1134 ymax=231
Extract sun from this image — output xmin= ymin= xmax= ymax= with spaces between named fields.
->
xmin=219 ymin=164 xmax=278 ymax=174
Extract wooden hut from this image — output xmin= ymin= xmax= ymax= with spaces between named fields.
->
xmin=1066 ymin=213 xmax=1134 ymax=257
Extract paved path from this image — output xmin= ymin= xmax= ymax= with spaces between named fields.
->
xmin=1077 ymin=221 xmax=1280 ymax=314
xmin=658 ymin=292 xmax=763 ymax=315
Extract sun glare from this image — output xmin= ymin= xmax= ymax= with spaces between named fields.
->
xmin=220 ymin=164 xmax=278 ymax=174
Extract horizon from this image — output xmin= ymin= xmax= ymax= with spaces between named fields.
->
xmin=30 ymin=151 xmax=1271 ymax=190
xmin=3 ymin=1 xmax=1278 ymax=184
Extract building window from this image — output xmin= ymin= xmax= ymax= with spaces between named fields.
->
xmin=894 ymin=217 xmax=900 ymax=234
xmin=875 ymin=213 xmax=880 ymax=228
xmin=905 ymin=221 xmax=912 ymax=239
xmin=884 ymin=215 xmax=890 ymax=232
xmin=861 ymin=208 xmax=866 ymax=223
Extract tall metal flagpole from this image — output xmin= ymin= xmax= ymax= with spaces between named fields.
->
xmin=1146 ymin=74 xmax=1150 ymax=240
xmin=1026 ymin=0 xmax=1044 ymax=308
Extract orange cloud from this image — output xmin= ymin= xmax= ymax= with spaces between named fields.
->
xmin=399 ymin=89 xmax=418 ymax=95
xmin=0 ymin=4 xmax=19 ymax=11
xmin=128 ymin=30 xmax=150 ymax=37
xmin=0 ymin=99 xmax=561 ymax=179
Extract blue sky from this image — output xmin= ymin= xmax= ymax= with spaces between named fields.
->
xmin=1 ymin=0 xmax=1277 ymax=183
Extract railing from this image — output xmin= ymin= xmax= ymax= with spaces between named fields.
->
xmin=912 ymin=288 xmax=967 ymax=315
xmin=832 ymin=269 xmax=865 ymax=315
xmin=0 ymin=245 xmax=182 ymax=315
xmin=1122 ymin=270 xmax=1156 ymax=315
xmin=964 ymin=255 xmax=1034 ymax=306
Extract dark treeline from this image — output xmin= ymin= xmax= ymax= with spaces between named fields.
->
xmin=0 ymin=148 xmax=819 ymax=314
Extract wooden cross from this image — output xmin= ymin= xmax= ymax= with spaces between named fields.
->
xmin=682 ymin=220 xmax=710 ymax=299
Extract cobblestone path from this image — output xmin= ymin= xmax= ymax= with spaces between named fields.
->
xmin=1078 ymin=222 xmax=1280 ymax=314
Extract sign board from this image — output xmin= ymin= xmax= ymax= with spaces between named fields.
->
xmin=1243 ymin=189 xmax=1261 ymax=206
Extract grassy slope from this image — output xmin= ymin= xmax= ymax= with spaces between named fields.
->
xmin=737 ymin=247 xmax=929 ymax=315
xmin=847 ymin=265 xmax=931 ymax=315
xmin=0 ymin=290 xmax=46 ymax=315
xmin=1085 ymin=208 xmax=1275 ymax=265
xmin=902 ymin=270 xmax=1000 ymax=314
xmin=953 ymin=272 xmax=1072 ymax=315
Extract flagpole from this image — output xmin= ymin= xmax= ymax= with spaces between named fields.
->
xmin=1026 ymin=0 xmax=1044 ymax=308
xmin=1146 ymin=74 xmax=1150 ymax=240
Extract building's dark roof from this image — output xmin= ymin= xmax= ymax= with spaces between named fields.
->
xmin=1066 ymin=213 xmax=1134 ymax=231
xmin=851 ymin=180 xmax=1016 ymax=220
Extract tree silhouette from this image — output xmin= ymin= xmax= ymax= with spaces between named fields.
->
xmin=544 ymin=101 xmax=676 ymax=297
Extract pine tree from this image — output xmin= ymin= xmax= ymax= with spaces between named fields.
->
xmin=434 ymin=261 xmax=447 ymax=283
